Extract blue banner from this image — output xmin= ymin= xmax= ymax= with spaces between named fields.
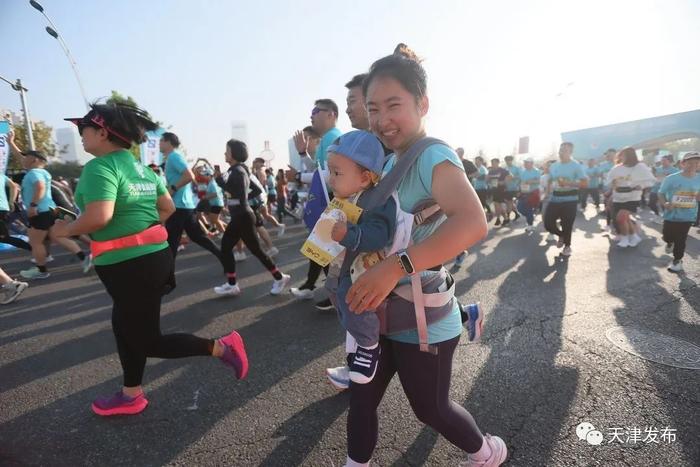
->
xmin=0 ymin=121 xmax=10 ymax=175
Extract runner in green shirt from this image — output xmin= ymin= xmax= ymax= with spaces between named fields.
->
xmin=54 ymin=102 xmax=248 ymax=416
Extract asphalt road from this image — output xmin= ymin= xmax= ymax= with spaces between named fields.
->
xmin=1 ymin=207 xmax=699 ymax=467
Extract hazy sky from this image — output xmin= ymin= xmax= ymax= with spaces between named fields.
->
xmin=2 ymin=0 xmax=699 ymax=167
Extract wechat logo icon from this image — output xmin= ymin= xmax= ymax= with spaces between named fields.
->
xmin=576 ymin=422 xmax=604 ymax=446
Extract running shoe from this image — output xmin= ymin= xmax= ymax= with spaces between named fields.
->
xmin=290 ymin=285 xmax=315 ymax=300
xmin=82 ymin=254 xmax=93 ymax=274
xmin=91 ymin=391 xmax=148 ymax=416
xmin=494 ymin=218 xmax=501 ymax=226
xmin=20 ymin=267 xmax=50 ymax=280
xmin=454 ymin=251 xmax=467 ymax=266
xmin=546 ymin=233 xmax=556 ymax=242
xmin=270 ymin=274 xmax=291 ymax=295
xmin=668 ymin=260 xmax=683 ymax=273
xmin=218 ymin=330 xmax=249 ymax=379
xmin=326 ymin=365 xmax=350 ymax=391
xmin=315 ymin=298 xmax=335 ymax=311
xmin=177 ymin=244 xmax=186 ymax=252
xmin=0 ymin=281 xmax=29 ymax=305
xmin=31 ymin=255 xmax=54 ymax=264
xmin=513 ymin=212 xmax=520 ymax=221
xmin=460 ymin=434 xmax=508 ymax=467
xmin=278 ymin=225 xmax=286 ymax=237
xmin=349 ymin=345 xmax=381 ymax=384
xmin=265 ymin=246 xmax=279 ymax=257
xmin=628 ymin=234 xmax=642 ymax=247
xmin=562 ymin=246 xmax=572 ymax=256
xmin=214 ymin=283 xmax=242 ymax=296
xmin=617 ymin=236 xmax=630 ymax=248
xmin=464 ymin=303 xmax=484 ymax=342
xmin=234 ymin=251 xmax=247 ymax=262
xmin=665 ymin=243 xmax=673 ymax=254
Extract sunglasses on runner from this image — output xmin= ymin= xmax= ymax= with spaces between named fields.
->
xmin=311 ymin=107 xmax=330 ymax=116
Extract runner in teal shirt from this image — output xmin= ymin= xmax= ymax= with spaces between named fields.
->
xmin=164 ymin=151 xmax=196 ymax=209
xmin=658 ymin=152 xmax=700 ymax=272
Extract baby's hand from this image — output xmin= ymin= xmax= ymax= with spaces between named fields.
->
xmin=331 ymin=221 xmax=348 ymax=242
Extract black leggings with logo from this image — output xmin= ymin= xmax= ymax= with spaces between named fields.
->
xmin=347 ymin=335 xmax=484 ymax=463
xmin=220 ymin=208 xmax=277 ymax=280
xmin=95 ymin=247 xmax=212 ymax=387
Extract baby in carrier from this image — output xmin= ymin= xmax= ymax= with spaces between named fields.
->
xmin=326 ymin=131 xmax=397 ymax=384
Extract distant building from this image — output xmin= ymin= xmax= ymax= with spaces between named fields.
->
xmin=56 ymin=127 xmax=91 ymax=165
xmin=231 ymin=121 xmax=248 ymax=145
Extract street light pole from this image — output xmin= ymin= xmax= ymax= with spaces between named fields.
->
xmin=29 ymin=0 xmax=90 ymax=110
xmin=0 ymin=75 xmax=36 ymax=150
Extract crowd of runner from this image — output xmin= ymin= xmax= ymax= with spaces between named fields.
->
xmin=2 ymin=43 xmax=700 ymax=467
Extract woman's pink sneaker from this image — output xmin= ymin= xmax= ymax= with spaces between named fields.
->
xmin=91 ymin=391 xmax=148 ymax=416
xmin=219 ymin=330 xmax=249 ymax=380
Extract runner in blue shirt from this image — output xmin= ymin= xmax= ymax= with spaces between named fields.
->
xmin=649 ymin=155 xmax=679 ymax=223
xmin=598 ymin=149 xmax=617 ymax=232
xmin=544 ymin=142 xmax=587 ymax=256
xmin=516 ymin=158 xmax=541 ymax=231
xmin=658 ymin=152 xmax=700 ymax=273
xmin=580 ymin=158 xmax=602 ymax=211
xmin=504 ymin=155 xmax=521 ymax=223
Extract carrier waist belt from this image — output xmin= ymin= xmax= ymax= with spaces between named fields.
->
xmin=615 ymin=186 xmax=634 ymax=193
xmin=553 ymin=189 xmax=579 ymax=197
xmin=90 ymin=224 xmax=167 ymax=258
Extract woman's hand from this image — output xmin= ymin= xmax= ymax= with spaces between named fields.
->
xmin=346 ymin=256 xmax=403 ymax=314
xmin=28 ymin=206 xmax=38 ymax=218
xmin=52 ymin=219 xmax=71 ymax=238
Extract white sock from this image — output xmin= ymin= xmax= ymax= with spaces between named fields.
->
xmin=359 ymin=343 xmax=379 ymax=350
xmin=469 ymin=436 xmax=492 ymax=461
xmin=345 ymin=455 xmax=370 ymax=467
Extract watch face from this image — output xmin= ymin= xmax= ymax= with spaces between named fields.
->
xmin=400 ymin=254 xmax=414 ymax=274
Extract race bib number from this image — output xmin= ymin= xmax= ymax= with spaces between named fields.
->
xmin=301 ymin=198 xmax=363 ymax=267
xmin=520 ymin=182 xmax=531 ymax=192
xmin=672 ymin=193 xmax=697 ymax=209
xmin=489 ymin=178 xmax=500 ymax=188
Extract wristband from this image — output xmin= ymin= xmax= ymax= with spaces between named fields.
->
xmin=30 ymin=202 xmax=38 ymax=208
xmin=396 ymin=249 xmax=416 ymax=275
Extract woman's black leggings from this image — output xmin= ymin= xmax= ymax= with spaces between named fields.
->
xmin=95 ymin=248 xmax=212 ymax=387
xmin=544 ymin=201 xmax=578 ymax=246
xmin=220 ymin=208 xmax=277 ymax=280
xmin=347 ymin=335 xmax=484 ymax=463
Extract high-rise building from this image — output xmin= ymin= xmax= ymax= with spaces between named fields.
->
xmin=231 ymin=121 xmax=248 ymax=144
xmin=56 ymin=127 xmax=91 ymax=165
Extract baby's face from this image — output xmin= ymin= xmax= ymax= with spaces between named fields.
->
xmin=328 ymin=152 xmax=370 ymax=199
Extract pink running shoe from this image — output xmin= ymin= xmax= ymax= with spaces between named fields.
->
xmin=91 ymin=391 xmax=148 ymax=416
xmin=219 ymin=330 xmax=249 ymax=380
xmin=461 ymin=434 xmax=508 ymax=466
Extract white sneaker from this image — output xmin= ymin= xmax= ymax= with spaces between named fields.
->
xmin=668 ymin=260 xmax=683 ymax=273
xmin=0 ymin=280 xmax=29 ymax=305
xmin=234 ymin=251 xmax=247 ymax=262
xmin=326 ymin=365 xmax=350 ymax=391
xmin=177 ymin=244 xmax=186 ymax=252
xmin=561 ymin=246 xmax=572 ymax=256
xmin=290 ymin=287 xmax=315 ymax=300
xmin=461 ymin=434 xmax=508 ymax=467
xmin=277 ymin=225 xmax=286 ymax=237
xmin=546 ymin=233 xmax=556 ymax=242
xmin=214 ymin=282 xmax=242 ymax=296
xmin=665 ymin=243 xmax=673 ymax=254
xmin=265 ymin=246 xmax=279 ymax=257
xmin=628 ymin=233 xmax=642 ymax=247
xmin=82 ymin=254 xmax=93 ymax=274
xmin=31 ymin=255 xmax=54 ymax=264
xmin=652 ymin=215 xmax=663 ymax=225
xmin=270 ymin=273 xmax=291 ymax=295
xmin=617 ymin=236 xmax=630 ymax=248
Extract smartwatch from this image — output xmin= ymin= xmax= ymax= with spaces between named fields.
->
xmin=396 ymin=249 xmax=416 ymax=275
xmin=30 ymin=202 xmax=38 ymax=208
xmin=170 ymin=184 xmax=178 ymax=192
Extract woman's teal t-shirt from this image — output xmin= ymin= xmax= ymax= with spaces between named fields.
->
xmin=382 ymin=143 xmax=464 ymax=345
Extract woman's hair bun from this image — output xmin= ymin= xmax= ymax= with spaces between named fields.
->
xmin=393 ymin=43 xmax=421 ymax=62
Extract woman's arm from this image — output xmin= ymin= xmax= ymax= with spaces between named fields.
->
xmin=156 ymin=193 xmax=176 ymax=223
xmin=346 ymin=161 xmax=487 ymax=313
